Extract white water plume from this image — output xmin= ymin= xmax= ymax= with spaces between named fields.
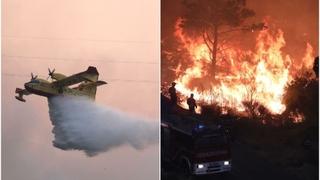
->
xmin=48 ymin=96 xmax=158 ymax=156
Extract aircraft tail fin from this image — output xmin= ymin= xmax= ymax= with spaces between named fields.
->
xmin=15 ymin=88 xmax=24 ymax=93
xmin=15 ymin=88 xmax=27 ymax=102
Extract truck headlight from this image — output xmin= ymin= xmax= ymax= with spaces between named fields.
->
xmin=197 ymin=164 xmax=204 ymax=169
xmin=224 ymin=161 xmax=229 ymax=165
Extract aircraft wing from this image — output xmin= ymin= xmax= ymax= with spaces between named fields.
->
xmin=52 ymin=66 xmax=99 ymax=87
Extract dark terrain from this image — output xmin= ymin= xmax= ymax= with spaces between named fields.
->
xmin=162 ymin=140 xmax=312 ymax=180
xmin=161 ymin=89 xmax=318 ymax=180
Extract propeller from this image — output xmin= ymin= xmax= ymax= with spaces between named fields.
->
xmin=47 ymin=68 xmax=56 ymax=80
xmin=31 ymin=72 xmax=38 ymax=80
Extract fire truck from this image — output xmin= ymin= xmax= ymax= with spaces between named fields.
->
xmin=161 ymin=96 xmax=232 ymax=175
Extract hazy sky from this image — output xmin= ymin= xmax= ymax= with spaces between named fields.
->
xmin=2 ymin=0 xmax=159 ymax=180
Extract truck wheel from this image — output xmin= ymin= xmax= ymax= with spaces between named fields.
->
xmin=178 ymin=157 xmax=192 ymax=175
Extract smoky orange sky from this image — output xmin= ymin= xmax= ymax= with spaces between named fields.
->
xmin=161 ymin=0 xmax=319 ymax=58
xmin=247 ymin=0 xmax=319 ymax=57
xmin=2 ymin=0 xmax=159 ymax=180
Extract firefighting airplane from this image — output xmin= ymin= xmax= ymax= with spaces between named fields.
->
xmin=15 ymin=66 xmax=107 ymax=102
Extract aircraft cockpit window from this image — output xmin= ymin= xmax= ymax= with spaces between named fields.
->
xmin=30 ymin=79 xmax=40 ymax=83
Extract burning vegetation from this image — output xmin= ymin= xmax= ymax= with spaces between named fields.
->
xmin=161 ymin=1 xmax=318 ymax=178
xmin=161 ymin=0 xmax=318 ymax=125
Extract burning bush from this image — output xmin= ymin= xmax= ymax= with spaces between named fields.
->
xmin=283 ymin=71 xmax=319 ymax=126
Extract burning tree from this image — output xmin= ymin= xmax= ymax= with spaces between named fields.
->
xmin=180 ymin=0 xmax=265 ymax=80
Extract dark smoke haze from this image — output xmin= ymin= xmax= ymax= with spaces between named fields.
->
xmin=48 ymin=96 xmax=158 ymax=156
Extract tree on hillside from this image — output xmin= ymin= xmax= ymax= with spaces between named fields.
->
xmin=180 ymin=0 xmax=265 ymax=80
xmin=283 ymin=58 xmax=319 ymax=125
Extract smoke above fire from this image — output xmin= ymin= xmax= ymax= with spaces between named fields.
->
xmin=165 ymin=18 xmax=315 ymax=115
xmin=48 ymin=96 xmax=158 ymax=156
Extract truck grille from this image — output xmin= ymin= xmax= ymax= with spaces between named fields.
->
xmin=194 ymin=161 xmax=231 ymax=175
xmin=207 ymin=162 xmax=222 ymax=172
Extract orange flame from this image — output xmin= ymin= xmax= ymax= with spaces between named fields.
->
xmin=172 ymin=19 xmax=314 ymax=115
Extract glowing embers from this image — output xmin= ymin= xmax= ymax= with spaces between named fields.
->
xmin=289 ymin=110 xmax=305 ymax=123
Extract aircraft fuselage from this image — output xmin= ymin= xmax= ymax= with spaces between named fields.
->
xmin=24 ymin=81 xmax=91 ymax=99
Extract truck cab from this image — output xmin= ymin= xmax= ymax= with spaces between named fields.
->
xmin=161 ymin=115 xmax=232 ymax=175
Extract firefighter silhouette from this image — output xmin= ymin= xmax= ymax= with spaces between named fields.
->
xmin=187 ymin=93 xmax=197 ymax=113
xmin=168 ymin=82 xmax=177 ymax=105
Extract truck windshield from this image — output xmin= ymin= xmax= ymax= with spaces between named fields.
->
xmin=194 ymin=135 xmax=227 ymax=148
